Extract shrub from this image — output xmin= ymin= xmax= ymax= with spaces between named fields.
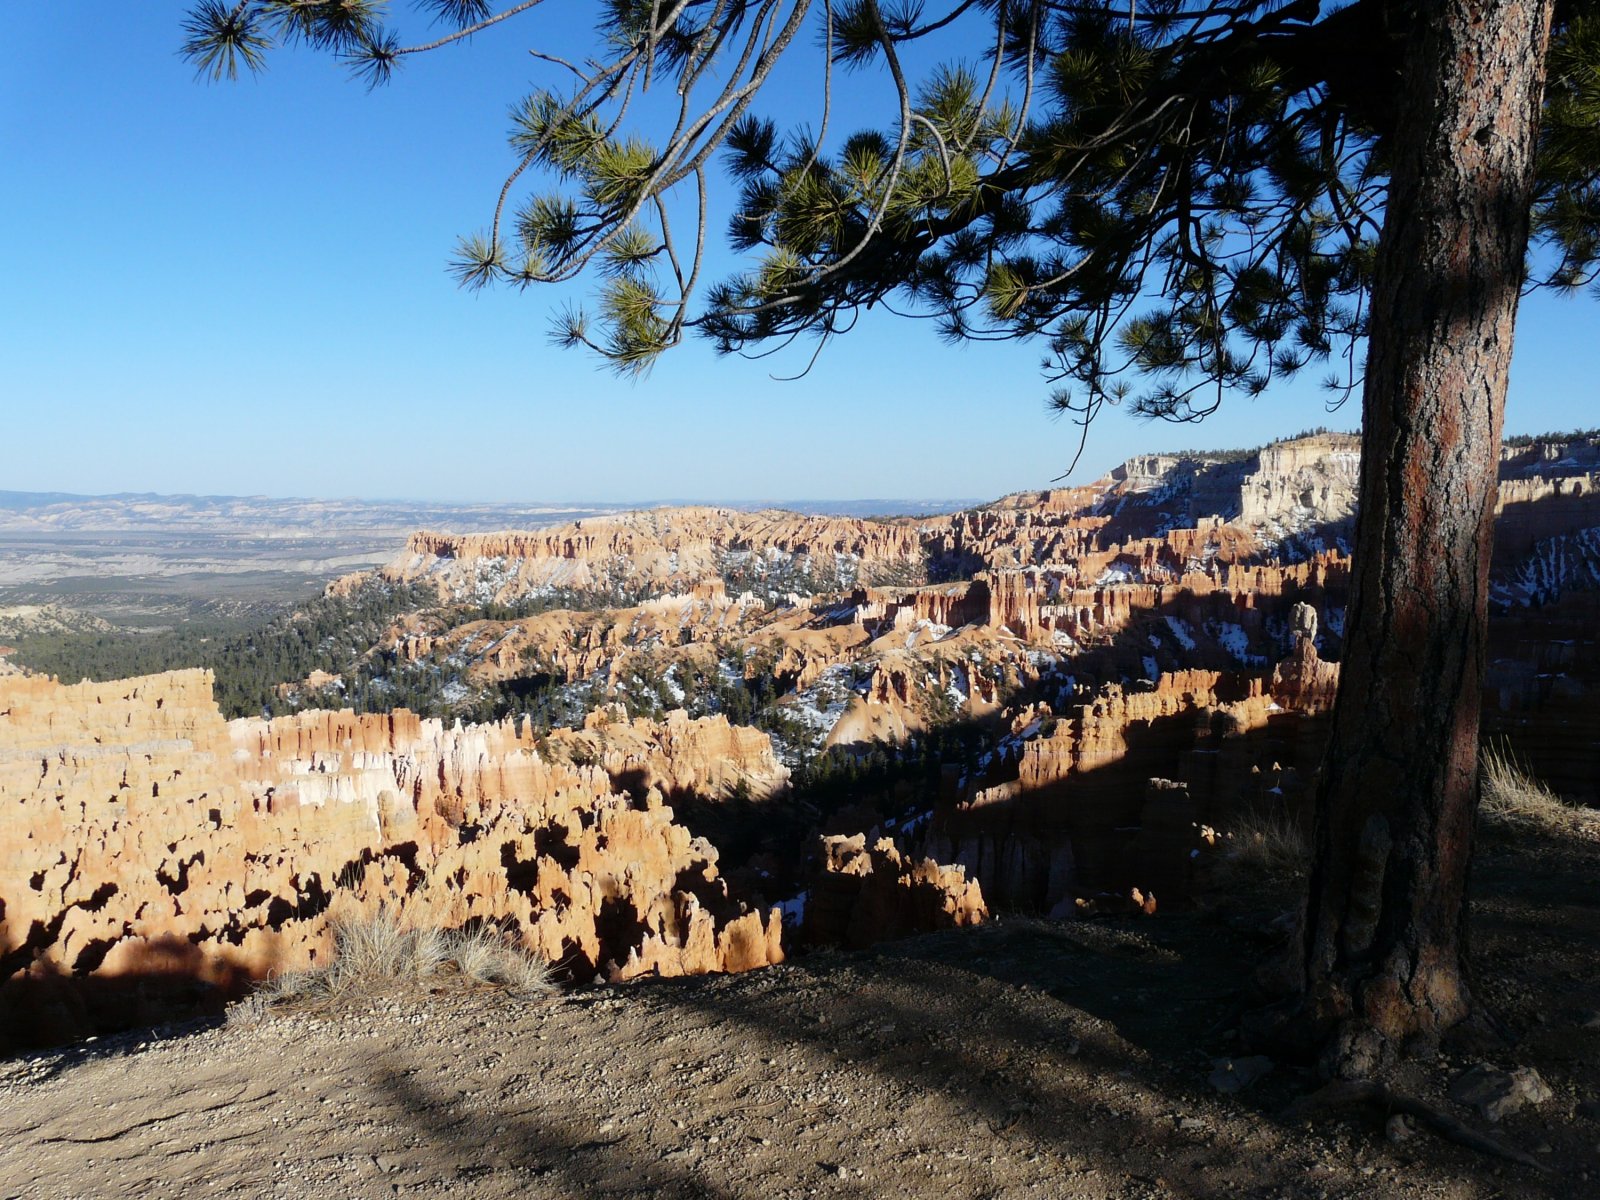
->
xmin=237 ymin=911 xmax=553 ymax=1019
xmin=1213 ymin=807 xmax=1311 ymax=885
xmin=1479 ymin=743 xmax=1596 ymax=838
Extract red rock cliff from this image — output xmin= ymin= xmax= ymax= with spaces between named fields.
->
xmin=0 ymin=671 xmax=786 ymax=1048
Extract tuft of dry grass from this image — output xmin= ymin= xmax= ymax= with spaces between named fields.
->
xmin=1479 ymin=744 xmax=1596 ymax=839
xmin=234 ymin=911 xmax=554 ymax=1022
xmin=1212 ymin=807 xmax=1311 ymax=885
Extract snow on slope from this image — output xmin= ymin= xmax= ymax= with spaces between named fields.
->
xmin=1492 ymin=526 xmax=1600 ymax=608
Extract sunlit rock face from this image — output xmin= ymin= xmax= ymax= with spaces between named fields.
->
xmin=0 ymin=671 xmax=787 ymax=1049
xmin=348 ymin=433 xmax=1596 ymax=899
xmin=355 ymin=435 xmax=1374 ymax=607
xmin=6 ymin=433 xmax=1596 ymax=1048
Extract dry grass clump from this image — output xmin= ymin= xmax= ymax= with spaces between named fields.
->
xmin=237 ymin=911 xmax=553 ymax=1020
xmin=1479 ymin=744 xmax=1596 ymax=839
xmin=1212 ymin=807 xmax=1312 ymax=885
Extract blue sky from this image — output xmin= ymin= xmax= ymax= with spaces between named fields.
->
xmin=2 ymin=3 xmax=1595 ymax=504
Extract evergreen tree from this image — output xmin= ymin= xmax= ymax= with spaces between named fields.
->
xmin=182 ymin=0 xmax=1600 ymax=1075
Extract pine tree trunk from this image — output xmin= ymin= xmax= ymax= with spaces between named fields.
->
xmin=1298 ymin=0 xmax=1555 ymax=1078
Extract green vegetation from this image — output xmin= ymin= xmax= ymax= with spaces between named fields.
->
xmin=1501 ymin=428 xmax=1600 ymax=448
xmin=862 ymin=560 xmax=932 ymax=589
xmin=12 ymin=582 xmax=436 ymax=717
xmin=715 ymin=549 xmax=953 ymax=599
xmin=604 ymin=647 xmax=820 ymax=752
xmin=790 ymin=726 xmax=984 ymax=813
xmin=453 ymin=581 xmax=659 ymax=621
xmin=9 ymin=575 xmax=696 ymax=723
xmin=720 ymin=552 xmax=857 ymax=600
xmin=1158 ymin=428 xmax=1342 ymax=465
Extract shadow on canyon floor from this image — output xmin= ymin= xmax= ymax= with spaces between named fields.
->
xmin=367 ymin=810 xmax=1596 ymax=1195
xmin=4 ymin=820 xmax=1593 ymax=1198
xmin=359 ymin=838 xmax=1597 ymax=1198
xmin=359 ymin=922 xmax=1309 ymax=1198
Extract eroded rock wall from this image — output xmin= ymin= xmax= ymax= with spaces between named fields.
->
xmin=0 ymin=671 xmax=786 ymax=1048
xmin=803 ymin=834 xmax=987 ymax=950
xmin=923 ymin=643 xmax=1340 ymax=911
xmin=363 ymin=434 xmax=1381 ymax=607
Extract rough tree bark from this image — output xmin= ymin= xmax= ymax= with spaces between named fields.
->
xmin=1297 ymin=0 xmax=1557 ymax=1079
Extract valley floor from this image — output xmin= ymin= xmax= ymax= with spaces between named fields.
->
xmin=1 ymin=825 xmax=1595 ymax=1200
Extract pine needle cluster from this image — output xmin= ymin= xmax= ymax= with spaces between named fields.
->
xmin=181 ymin=1 xmax=1600 ymax=405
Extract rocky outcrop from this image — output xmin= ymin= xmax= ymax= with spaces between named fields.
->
xmin=560 ymin=704 xmax=790 ymax=803
xmin=976 ymin=553 xmax=1348 ymax=644
xmin=0 ymin=671 xmax=786 ymax=1048
xmin=1237 ymin=433 xmax=1362 ymax=533
xmin=923 ymin=641 xmax=1340 ymax=910
xmin=359 ymin=434 xmax=1383 ymax=609
xmin=802 ymin=834 xmax=986 ymax=949
xmin=352 ymin=434 xmax=1593 ymax=822
xmin=368 ymin=434 xmax=1596 ymax=620
xmin=1271 ymin=604 xmax=1342 ymax=710
xmin=383 ymin=509 xmax=929 ymax=604
xmin=1499 ymin=434 xmax=1600 ymax=479
xmin=1491 ymin=490 xmax=1600 ymax=612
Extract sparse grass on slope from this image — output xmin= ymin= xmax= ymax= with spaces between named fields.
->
xmin=1479 ymin=743 xmax=1597 ymax=839
xmin=1210 ymin=745 xmax=1595 ymax=891
xmin=234 ymin=912 xmax=553 ymax=1022
xmin=1212 ymin=806 xmax=1312 ymax=886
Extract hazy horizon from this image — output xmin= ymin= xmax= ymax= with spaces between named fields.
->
xmin=0 ymin=487 xmax=985 ymax=513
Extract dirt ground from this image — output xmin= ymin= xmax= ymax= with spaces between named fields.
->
xmin=1 ymin=822 xmax=1596 ymax=1200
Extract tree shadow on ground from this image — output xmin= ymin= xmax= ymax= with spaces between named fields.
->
xmin=374 ymin=1061 xmax=752 ymax=1200
xmin=364 ymin=874 xmax=1585 ymax=1198
xmin=368 ymin=932 xmax=1286 ymax=1198
xmin=5 ymin=829 xmax=1586 ymax=1197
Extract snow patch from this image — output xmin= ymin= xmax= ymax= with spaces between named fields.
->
xmin=1163 ymin=616 xmax=1197 ymax=650
xmin=777 ymin=891 xmax=808 ymax=925
xmin=1094 ymin=564 xmax=1136 ymax=586
xmin=1208 ymin=621 xmax=1267 ymax=667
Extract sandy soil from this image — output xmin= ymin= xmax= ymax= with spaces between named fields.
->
xmin=1 ymin=826 xmax=1595 ymax=1200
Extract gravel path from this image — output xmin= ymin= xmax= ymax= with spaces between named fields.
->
xmin=4 ymin=907 xmax=1591 ymax=1200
